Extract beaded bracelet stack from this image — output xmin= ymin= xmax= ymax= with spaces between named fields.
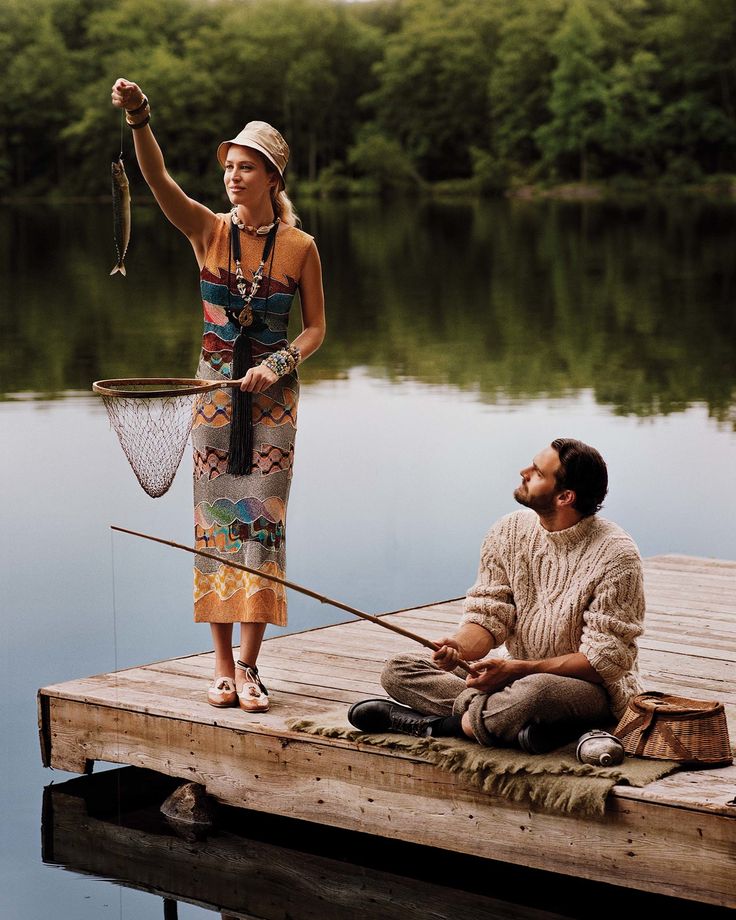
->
xmin=126 ymin=96 xmax=151 ymax=130
xmin=261 ymin=343 xmax=301 ymax=378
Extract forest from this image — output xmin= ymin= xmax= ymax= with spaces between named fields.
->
xmin=2 ymin=0 xmax=735 ymax=198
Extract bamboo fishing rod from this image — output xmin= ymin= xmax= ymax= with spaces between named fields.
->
xmin=111 ymin=525 xmax=475 ymax=673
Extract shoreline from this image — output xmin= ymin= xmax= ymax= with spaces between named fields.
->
xmin=3 ymin=177 xmax=736 ymax=206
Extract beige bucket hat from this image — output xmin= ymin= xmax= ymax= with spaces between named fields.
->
xmin=217 ymin=121 xmax=289 ymax=187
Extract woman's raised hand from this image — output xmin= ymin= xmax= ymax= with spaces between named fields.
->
xmin=111 ymin=78 xmax=145 ymax=112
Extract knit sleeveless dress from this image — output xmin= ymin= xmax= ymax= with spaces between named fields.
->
xmin=192 ymin=214 xmax=313 ymax=624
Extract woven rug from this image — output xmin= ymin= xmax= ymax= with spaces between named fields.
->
xmin=287 ymin=709 xmax=680 ymax=817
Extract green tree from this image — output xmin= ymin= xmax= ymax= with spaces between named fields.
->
xmin=534 ymin=0 xmax=609 ymax=181
xmin=347 ymin=126 xmax=423 ymax=193
xmin=176 ymin=0 xmax=382 ymax=185
xmin=487 ymin=0 xmax=565 ymax=180
xmin=601 ymin=50 xmax=663 ymax=177
xmin=363 ymin=0 xmax=501 ymax=180
xmin=58 ymin=0 xmax=217 ymax=195
xmin=1 ymin=2 xmax=76 ymax=192
xmin=4 ymin=0 xmax=736 ymax=197
xmin=651 ymin=0 xmax=736 ymax=176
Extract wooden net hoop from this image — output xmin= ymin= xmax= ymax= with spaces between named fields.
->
xmin=92 ymin=379 xmax=221 ymax=498
xmin=93 ymin=378 xmax=220 ymax=398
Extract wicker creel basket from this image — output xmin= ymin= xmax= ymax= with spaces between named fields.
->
xmin=614 ymin=692 xmax=733 ymax=767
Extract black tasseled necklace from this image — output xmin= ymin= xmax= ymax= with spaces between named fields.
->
xmin=225 ymin=218 xmax=279 ymax=475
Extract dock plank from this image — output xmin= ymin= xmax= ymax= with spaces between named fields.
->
xmin=40 ymin=694 xmax=736 ymax=907
xmin=38 ymin=553 xmax=736 ymax=908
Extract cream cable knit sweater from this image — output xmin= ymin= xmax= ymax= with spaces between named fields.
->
xmin=461 ymin=510 xmax=645 ymax=718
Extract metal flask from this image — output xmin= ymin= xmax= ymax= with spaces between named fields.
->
xmin=575 ymin=729 xmax=626 ymax=767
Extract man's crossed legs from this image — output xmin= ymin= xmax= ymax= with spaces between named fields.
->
xmin=349 ymin=652 xmax=612 ymax=752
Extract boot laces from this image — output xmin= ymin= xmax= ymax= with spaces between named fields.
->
xmin=389 ymin=706 xmax=434 ymax=737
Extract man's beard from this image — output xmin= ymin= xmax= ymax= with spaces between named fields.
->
xmin=513 ymin=484 xmax=558 ymax=514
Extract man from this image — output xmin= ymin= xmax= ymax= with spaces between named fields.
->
xmin=348 ymin=438 xmax=645 ymax=753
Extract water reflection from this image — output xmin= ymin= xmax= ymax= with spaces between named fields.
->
xmin=44 ymin=768 xmax=565 ymax=920
xmin=4 ymin=197 xmax=736 ymax=920
xmin=42 ymin=767 xmax=732 ymax=920
xmin=1 ymin=199 xmax=734 ymax=426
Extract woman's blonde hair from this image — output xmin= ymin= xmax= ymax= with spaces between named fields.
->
xmin=263 ymin=156 xmax=299 ymax=227
xmin=273 ymin=185 xmax=299 ymax=227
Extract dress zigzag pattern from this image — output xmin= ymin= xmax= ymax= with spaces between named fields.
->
xmin=192 ymin=215 xmax=313 ymax=624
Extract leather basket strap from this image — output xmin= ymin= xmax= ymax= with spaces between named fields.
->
xmin=633 ymin=708 xmax=657 ymax=756
xmin=616 ymin=711 xmax=648 ymax=740
xmin=656 ymin=719 xmax=694 ymax=760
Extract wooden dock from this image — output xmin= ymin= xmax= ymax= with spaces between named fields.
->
xmin=38 ymin=555 xmax=736 ymax=908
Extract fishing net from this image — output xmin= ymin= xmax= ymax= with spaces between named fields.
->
xmin=93 ymin=379 xmax=218 ymax=498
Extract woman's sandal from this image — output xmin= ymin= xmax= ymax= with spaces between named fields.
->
xmin=236 ymin=660 xmax=270 ymax=713
xmin=207 ymin=676 xmax=238 ymax=708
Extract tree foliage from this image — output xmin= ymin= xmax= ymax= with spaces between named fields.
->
xmin=2 ymin=0 xmax=736 ymax=197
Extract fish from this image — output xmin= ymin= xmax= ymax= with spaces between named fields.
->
xmin=110 ymin=156 xmax=131 ymax=276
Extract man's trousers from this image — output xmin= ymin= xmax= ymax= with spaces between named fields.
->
xmin=381 ymin=652 xmax=612 ymax=746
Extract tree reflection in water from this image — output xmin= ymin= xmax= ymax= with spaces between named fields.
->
xmin=1 ymin=198 xmax=734 ymax=427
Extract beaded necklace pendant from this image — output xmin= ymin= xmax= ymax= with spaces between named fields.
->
xmin=230 ymin=217 xmax=279 ymax=329
xmin=235 ymin=258 xmax=264 ymax=327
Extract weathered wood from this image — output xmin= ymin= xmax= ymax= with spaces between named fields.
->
xmin=614 ymin=764 xmax=736 ymax=816
xmin=37 ymin=553 xmax=736 ymax=907
xmin=37 ymin=691 xmax=51 ymax=768
xmin=42 ymin=696 xmax=736 ymax=907
xmin=645 ymin=555 xmax=736 ymax=571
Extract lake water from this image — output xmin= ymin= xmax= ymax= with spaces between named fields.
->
xmin=1 ymin=197 xmax=735 ymax=918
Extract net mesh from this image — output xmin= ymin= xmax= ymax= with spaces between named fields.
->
xmin=100 ymin=386 xmax=200 ymax=498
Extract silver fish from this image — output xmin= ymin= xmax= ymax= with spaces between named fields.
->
xmin=110 ymin=156 xmax=131 ymax=276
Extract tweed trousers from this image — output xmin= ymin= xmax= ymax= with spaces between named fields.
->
xmin=381 ymin=653 xmax=613 ymax=746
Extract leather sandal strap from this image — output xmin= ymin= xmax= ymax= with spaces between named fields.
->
xmin=236 ymin=660 xmax=269 ymax=696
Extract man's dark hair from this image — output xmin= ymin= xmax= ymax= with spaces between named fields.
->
xmin=550 ymin=438 xmax=608 ymax=517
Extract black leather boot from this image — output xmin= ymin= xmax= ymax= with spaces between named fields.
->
xmin=348 ymin=698 xmax=443 ymax=737
xmin=517 ymin=720 xmax=579 ymax=754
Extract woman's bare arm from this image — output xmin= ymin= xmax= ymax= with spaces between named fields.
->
xmin=238 ymin=240 xmax=326 ymax=393
xmin=111 ymin=78 xmax=216 ymax=267
xmin=291 ymin=241 xmax=326 ymax=360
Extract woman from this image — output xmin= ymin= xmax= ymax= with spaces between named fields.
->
xmin=111 ymin=78 xmax=325 ymax=713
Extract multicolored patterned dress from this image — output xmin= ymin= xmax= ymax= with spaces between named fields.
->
xmin=192 ymin=215 xmax=313 ymax=625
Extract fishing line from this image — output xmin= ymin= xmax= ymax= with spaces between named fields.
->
xmin=109 ymin=529 xmax=124 ymax=920
xmin=110 ymin=529 xmax=120 ymax=759
xmin=108 ymin=108 xmax=128 ymax=920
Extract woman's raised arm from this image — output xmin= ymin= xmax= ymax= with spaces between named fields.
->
xmin=111 ymin=78 xmax=216 ymax=267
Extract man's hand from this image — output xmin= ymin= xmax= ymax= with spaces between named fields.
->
xmin=432 ymin=624 xmax=495 ymax=672
xmin=465 ymin=657 xmax=522 ymax=692
xmin=464 ymin=652 xmax=602 ymax=693
xmin=432 ymin=637 xmax=465 ymax=671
